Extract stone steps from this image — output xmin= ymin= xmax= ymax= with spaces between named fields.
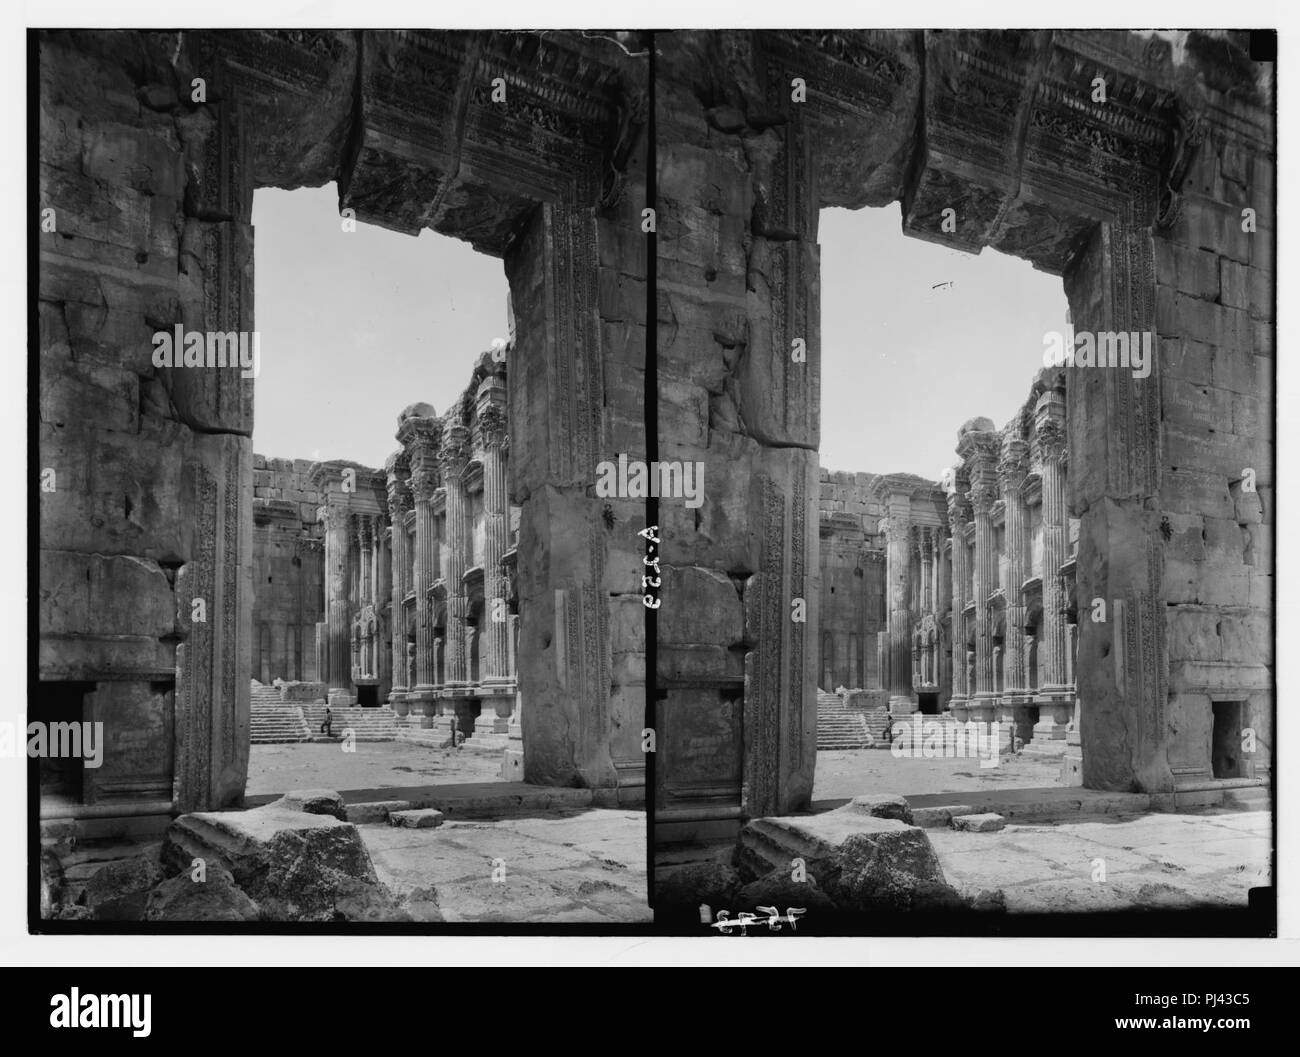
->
xmin=816 ymin=691 xmax=894 ymax=750
xmin=301 ymin=704 xmax=399 ymax=741
xmin=250 ymin=681 xmax=311 ymax=743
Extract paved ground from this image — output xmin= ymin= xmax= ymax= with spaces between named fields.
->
xmin=813 ymin=747 xmax=1065 ymax=803
xmin=246 ymin=741 xmax=501 ymax=797
xmin=361 ymin=810 xmax=650 ymax=923
xmin=929 ymin=807 xmax=1271 ymax=911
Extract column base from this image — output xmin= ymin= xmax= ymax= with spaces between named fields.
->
xmin=408 ymin=689 xmax=441 ymax=729
xmin=474 ymin=685 xmax=516 ymax=735
xmin=967 ymin=697 xmax=996 ymax=727
xmin=995 ymin=701 xmax=1034 ymax=749
xmin=1033 ymin=691 xmax=1075 ymax=742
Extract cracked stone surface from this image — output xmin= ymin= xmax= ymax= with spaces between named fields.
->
xmin=359 ymin=809 xmax=650 ymax=923
xmin=927 ymin=807 xmax=1270 ymax=911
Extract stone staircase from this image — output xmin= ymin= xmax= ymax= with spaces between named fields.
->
xmin=302 ymin=703 xmax=399 ymax=741
xmin=816 ymin=690 xmax=876 ymax=750
xmin=249 ymin=681 xmax=310 ymax=744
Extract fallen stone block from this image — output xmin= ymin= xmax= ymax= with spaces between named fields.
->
xmin=389 ymin=808 xmax=444 ymax=829
xmin=734 ymin=868 xmax=837 ymax=914
xmin=839 ymin=793 xmax=914 ymax=825
xmin=653 ymin=862 xmax=741 ymax=910
xmin=951 ymin=813 xmax=1006 ymax=833
xmin=737 ymin=801 xmax=966 ymax=913
xmin=160 ymin=803 xmax=399 ymax=922
xmin=144 ymin=865 xmax=260 ymax=922
xmin=40 ymin=848 xmax=65 ymax=919
xmin=275 ymin=789 xmax=347 ymax=821
xmin=345 ymin=800 xmax=412 ymax=823
xmin=81 ymin=855 xmax=164 ymax=921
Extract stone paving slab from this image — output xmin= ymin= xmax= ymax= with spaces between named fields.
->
xmin=246 ymin=741 xmax=500 ymax=798
xmin=360 ymin=809 xmax=650 ymax=923
xmin=927 ymin=808 xmax=1271 ymax=912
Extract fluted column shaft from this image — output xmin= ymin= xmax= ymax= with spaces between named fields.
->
xmin=481 ymin=432 xmax=510 ymax=684
xmin=971 ymin=491 xmax=996 ymax=701
xmin=885 ymin=517 xmax=913 ymax=707
xmin=442 ymin=426 xmax=471 ymax=689
xmin=413 ymin=495 xmax=436 ymax=690
xmin=1001 ymin=442 xmax=1029 ymax=697
xmin=386 ymin=457 xmax=412 ymax=698
xmin=323 ymin=510 xmax=351 ymax=693
xmin=949 ymin=513 xmax=968 ymax=702
xmin=1041 ymin=453 xmax=1069 ymax=690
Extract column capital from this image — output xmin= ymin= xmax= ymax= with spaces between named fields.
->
xmin=385 ymin=452 xmax=413 ymax=518
xmin=474 ymin=401 xmax=507 ymax=450
xmin=1033 ymin=417 xmax=1067 ymax=463
xmin=439 ymin=422 xmax=471 ymax=478
xmin=968 ymin=477 xmax=999 ymax=514
xmin=998 ymin=436 xmax=1030 ymax=490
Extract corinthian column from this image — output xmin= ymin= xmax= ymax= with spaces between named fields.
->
xmin=385 ymin=452 xmax=412 ymax=713
xmin=961 ymin=430 xmax=999 ymax=729
xmin=884 ymin=501 xmax=915 ymax=716
xmin=322 ymin=503 xmax=353 ymax=703
xmin=1035 ymin=391 xmax=1073 ymax=739
xmin=479 ymin=400 xmax=510 ymax=687
xmin=440 ymin=423 xmax=471 ymax=691
xmin=947 ymin=473 xmax=970 ymax=721
xmin=405 ymin=419 xmax=440 ymax=727
xmin=997 ymin=433 xmax=1032 ymax=746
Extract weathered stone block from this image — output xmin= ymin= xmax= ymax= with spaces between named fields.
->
xmin=160 ymin=804 xmax=398 ymax=921
xmin=275 ymin=789 xmax=347 ymax=820
xmin=144 ymin=865 xmax=260 ymax=922
xmin=83 ymin=855 xmax=164 ymax=921
xmin=951 ymin=813 xmax=1006 ymax=832
xmin=40 ymin=550 xmax=174 ymax=638
xmin=388 ymin=808 xmax=444 ymax=829
xmin=39 ymin=356 xmax=139 ymax=434
xmin=660 ymin=565 xmax=744 ymax=647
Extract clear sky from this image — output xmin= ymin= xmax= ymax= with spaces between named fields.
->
xmin=252 ymin=189 xmax=1065 ymax=481
xmin=251 ymin=184 xmax=509 ymax=469
xmin=818 ymin=203 xmax=1068 ymax=480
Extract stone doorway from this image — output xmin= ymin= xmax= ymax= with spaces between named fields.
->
xmin=1211 ymin=700 xmax=1246 ymax=780
xmin=655 ymin=29 xmax=1273 ymax=848
xmin=39 ymin=30 xmax=650 ymax=823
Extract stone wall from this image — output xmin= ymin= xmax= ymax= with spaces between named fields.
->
xmin=817 ymin=470 xmax=885 ymax=691
xmin=39 ymin=30 xmax=255 ymax=812
xmin=251 ymin=455 xmax=323 ymax=684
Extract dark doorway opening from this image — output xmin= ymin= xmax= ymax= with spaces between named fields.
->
xmin=357 ymin=685 xmax=379 ymax=708
xmin=1212 ymin=701 xmax=1246 ymax=779
xmin=917 ymin=691 xmax=939 ymax=715
xmin=36 ymin=681 xmax=95 ymax=804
